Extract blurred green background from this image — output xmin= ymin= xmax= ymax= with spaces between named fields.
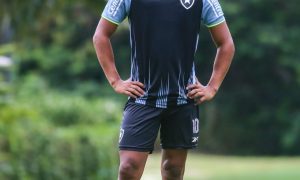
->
xmin=0 ymin=0 xmax=300 ymax=179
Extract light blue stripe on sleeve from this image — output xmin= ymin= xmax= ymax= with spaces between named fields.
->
xmin=101 ymin=0 xmax=131 ymax=25
xmin=202 ymin=0 xmax=225 ymax=27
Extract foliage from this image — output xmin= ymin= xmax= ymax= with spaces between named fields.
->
xmin=0 ymin=75 xmax=122 ymax=179
xmin=0 ymin=118 xmax=118 ymax=180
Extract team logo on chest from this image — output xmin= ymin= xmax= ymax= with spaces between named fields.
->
xmin=180 ymin=0 xmax=195 ymax=10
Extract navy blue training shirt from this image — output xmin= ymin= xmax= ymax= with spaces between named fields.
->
xmin=102 ymin=0 xmax=225 ymax=108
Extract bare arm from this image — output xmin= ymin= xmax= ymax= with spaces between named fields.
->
xmin=207 ymin=22 xmax=235 ymax=91
xmin=93 ymin=18 xmax=144 ymax=98
xmin=187 ymin=22 xmax=235 ymax=104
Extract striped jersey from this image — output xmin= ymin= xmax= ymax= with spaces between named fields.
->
xmin=102 ymin=0 xmax=225 ymax=108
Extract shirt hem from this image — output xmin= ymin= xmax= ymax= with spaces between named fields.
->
xmin=161 ymin=145 xmax=198 ymax=149
xmin=101 ymin=15 xmax=120 ymax=25
xmin=119 ymin=146 xmax=154 ymax=154
xmin=205 ymin=19 xmax=226 ymax=28
xmin=129 ymin=98 xmax=194 ymax=109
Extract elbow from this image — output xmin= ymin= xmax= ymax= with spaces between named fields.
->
xmin=221 ymin=38 xmax=235 ymax=57
xmin=231 ymin=40 xmax=235 ymax=56
xmin=93 ymin=29 xmax=106 ymax=46
xmin=93 ymin=32 xmax=100 ymax=46
xmin=93 ymin=31 xmax=109 ymax=48
xmin=227 ymin=38 xmax=235 ymax=56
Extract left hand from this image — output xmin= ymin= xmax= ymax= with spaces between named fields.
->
xmin=186 ymin=81 xmax=217 ymax=105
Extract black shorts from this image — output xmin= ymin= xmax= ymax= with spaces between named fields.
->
xmin=119 ymin=102 xmax=200 ymax=153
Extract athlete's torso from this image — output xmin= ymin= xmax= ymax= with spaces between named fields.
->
xmin=128 ymin=0 xmax=202 ymax=108
xmin=102 ymin=0 xmax=225 ymax=108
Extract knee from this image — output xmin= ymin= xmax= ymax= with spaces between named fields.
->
xmin=119 ymin=158 xmax=140 ymax=179
xmin=162 ymin=160 xmax=184 ymax=179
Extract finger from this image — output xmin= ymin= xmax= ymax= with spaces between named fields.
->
xmin=186 ymin=84 xmax=197 ymax=90
xmin=195 ymin=96 xmax=206 ymax=105
xmin=124 ymin=90 xmax=137 ymax=99
xmin=200 ymin=96 xmax=206 ymax=103
xmin=187 ymin=91 xmax=197 ymax=98
xmin=187 ymin=84 xmax=202 ymax=91
xmin=195 ymin=96 xmax=207 ymax=105
xmin=187 ymin=89 xmax=201 ymax=98
xmin=131 ymin=85 xmax=145 ymax=95
xmin=132 ymin=81 xmax=145 ymax=88
xmin=190 ymin=92 xmax=205 ymax=99
xmin=128 ymin=87 xmax=143 ymax=97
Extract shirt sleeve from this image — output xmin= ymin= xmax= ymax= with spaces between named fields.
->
xmin=101 ymin=0 xmax=131 ymax=25
xmin=202 ymin=0 xmax=225 ymax=28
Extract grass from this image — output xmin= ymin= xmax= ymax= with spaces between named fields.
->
xmin=142 ymin=152 xmax=300 ymax=180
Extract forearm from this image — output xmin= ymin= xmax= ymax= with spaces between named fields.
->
xmin=208 ymin=40 xmax=235 ymax=92
xmin=93 ymin=33 xmax=121 ymax=88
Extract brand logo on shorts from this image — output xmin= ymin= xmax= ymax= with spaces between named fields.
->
xmin=192 ymin=137 xmax=198 ymax=143
xmin=180 ymin=0 xmax=195 ymax=10
xmin=119 ymin=128 xmax=124 ymax=143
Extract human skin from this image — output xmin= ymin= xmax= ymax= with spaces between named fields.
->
xmin=93 ymin=18 xmax=235 ymax=180
xmin=93 ymin=19 xmax=234 ymax=104
xmin=187 ymin=22 xmax=235 ymax=105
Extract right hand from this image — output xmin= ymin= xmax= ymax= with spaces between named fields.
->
xmin=112 ymin=79 xmax=145 ymax=99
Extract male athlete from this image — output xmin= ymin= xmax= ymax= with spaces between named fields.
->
xmin=93 ymin=0 xmax=234 ymax=179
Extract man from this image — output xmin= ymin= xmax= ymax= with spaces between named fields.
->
xmin=93 ymin=0 xmax=234 ymax=179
